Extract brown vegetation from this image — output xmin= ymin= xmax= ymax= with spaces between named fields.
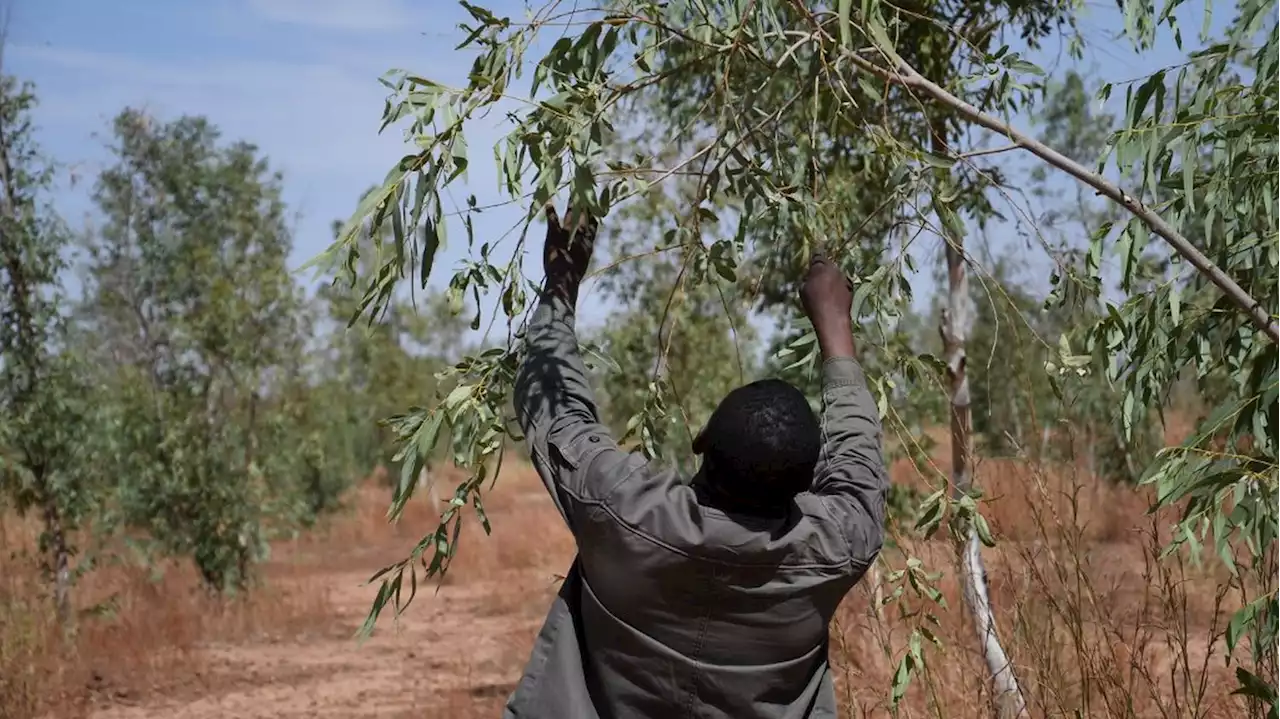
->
xmin=1 ymin=445 xmax=1248 ymax=718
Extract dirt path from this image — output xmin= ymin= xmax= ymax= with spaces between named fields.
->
xmin=89 ymin=479 xmax=572 ymax=719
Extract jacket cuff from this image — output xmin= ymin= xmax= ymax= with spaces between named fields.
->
xmin=533 ymin=290 xmax=577 ymax=324
xmin=822 ymin=357 xmax=868 ymax=392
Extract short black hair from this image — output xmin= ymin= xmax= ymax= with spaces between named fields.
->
xmin=693 ymin=379 xmax=821 ymax=510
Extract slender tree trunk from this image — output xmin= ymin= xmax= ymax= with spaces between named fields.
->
xmin=867 ymin=561 xmax=886 ymax=622
xmin=40 ymin=491 xmax=72 ymax=626
xmin=1009 ymin=396 xmax=1024 ymax=452
xmin=418 ymin=465 xmax=442 ymax=512
xmin=1110 ymin=424 xmax=1139 ymax=482
xmin=1087 ymin=430 xmax=1098 ymax=479
xmin=237 ymin=387 xmax=261 ymax=592
xmin=245 ymin=388 xmax=259 ymax=471
xmin=935 ymin=134 xmax=1028 ymax=719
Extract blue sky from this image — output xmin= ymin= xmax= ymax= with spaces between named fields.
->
xmin=7 ymin=0 xmax=1219 ymax=338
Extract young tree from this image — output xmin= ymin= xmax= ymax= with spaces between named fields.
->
xmin=0 ymin=74 xmax=94 ymax=625
xmin=78 ymin=109 xmax=307 ymax=593
xmin=331 ymin=2 xmax=1076 ymax=710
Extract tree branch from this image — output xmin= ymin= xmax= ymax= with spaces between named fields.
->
xmin=834 ymin=38 xmax=1279 ymax=343
xmin=958 ymin=143 xmax=1020 ymax=159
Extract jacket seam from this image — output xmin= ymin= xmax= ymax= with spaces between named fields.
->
xmin=593 ymin=491 xmax=855 ymax=572
xmin=816 ymin=399 xmax=859 ymax=567
xmin=682 ymin=586 xmax=713 ymax=719
xmin=817 ymin=495 xmax=856 ymax=560
xmin=544 ymin=440 xmax=860 ymax=571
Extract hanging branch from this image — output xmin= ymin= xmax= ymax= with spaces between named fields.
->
xmin=830 ymin=36 xmax=1279 ymax=343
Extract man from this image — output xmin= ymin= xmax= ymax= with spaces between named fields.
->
xmin=507 ymin=203 xmax=887 ymax=719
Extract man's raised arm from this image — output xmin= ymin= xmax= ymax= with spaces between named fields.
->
xmin=513 ymin=206 xmax=629 ymax=527
xmin=801 ymin=255 xmax=888 ymax=567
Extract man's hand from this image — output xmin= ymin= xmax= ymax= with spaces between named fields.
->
xmin=800 ymin=254 xmax=855 ymax=360
xmin=542 ymin=203 xmax=598 ymax=304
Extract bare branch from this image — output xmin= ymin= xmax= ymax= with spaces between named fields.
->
xmin=958 ymin=143 xmax=1020 ymax=159
xmin=837 ymin=47 xmax=1279 ymax=342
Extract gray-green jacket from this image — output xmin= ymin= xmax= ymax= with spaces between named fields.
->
xmin=504 ymin=294 xmax=887 ymax=719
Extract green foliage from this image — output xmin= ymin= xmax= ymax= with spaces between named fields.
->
xmin=613 ymin=0 xmax=1074 ymax=311
xmin=594 ymin=279 xmax=756 ymax=467
xmin=0 ymin=67 xmax=480 ymax=613
xmin=333 ymin=0 xmax=1084 ymax=636
xmin=316 ymin=211 xmax=469 ymax=477
xmin=0 ymin=74 xmax=96 ymax=621
xmin=331 ymin=3 xmax=1275 ymax=710
xmin=965 ymin=265 xmax=1060 ymax=455
xmin=77 ymin=109 xmax=312 ymax=593
xmin=881 ymin=555 xmax=947 ymax=709
xmin=963 ymin=258 xmax=1162 ymax=482
xmin=1036 ymin=0 xmax=1279 ymax=708
xmin=590 ymin=140 xmax=758 ymax=453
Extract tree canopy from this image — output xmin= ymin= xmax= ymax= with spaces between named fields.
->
xmin=325 ymin=0 xmax=1278 ymax=713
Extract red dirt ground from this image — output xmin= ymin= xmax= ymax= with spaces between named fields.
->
xmin=3 ymin=452 xmax=1250 ymax=719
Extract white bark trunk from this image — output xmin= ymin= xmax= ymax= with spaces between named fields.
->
xmin=936 ymin=135 xmax=1028 ymax=718
xmin=868 ymin=561 xmax=886 ymax=622
xmin=42 ymin=496 xmax=72 ymax=627
xmin=959 ymin=506 xmax=1027 ymax=718
xmin=945 ymin=316 xmax=1028 ymax=719
xmin=417 ymin=466 xmax=442 ymax=511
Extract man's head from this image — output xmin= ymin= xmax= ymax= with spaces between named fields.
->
xmin=692 ymin=379 xmax=821 ymax=514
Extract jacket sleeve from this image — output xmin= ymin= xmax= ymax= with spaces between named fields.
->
xmin=812 ymin=357 xmax=889 ymax=566
xmin=513 ymin=292 xmax=634 ymax=531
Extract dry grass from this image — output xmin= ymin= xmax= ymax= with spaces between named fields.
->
xmin=0 ymin=440 xmax=1260 ymax=718
xmin=832 ymin=442 xmax=1249 ymax=719
xmin=0 ymin=514 xmax=336 ymax=719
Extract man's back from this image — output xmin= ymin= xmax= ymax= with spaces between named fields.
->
xmin=583 ymin=477 xmax=873 ymax=718
xmin=504 ymin=473 xmax=879 ymax=718
xmin=508 ymin=208 xmax=885 ymax=718
xmin=507 ymin=311 xmax=884 ymax=718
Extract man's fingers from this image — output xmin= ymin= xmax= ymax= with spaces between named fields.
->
xmin=563 ymin=208 xmax=600 ymax=236
xmin=546 ymin=200 xmax=603 ymax=236
xmin=565 ymin=208 xmax=581 ymax=234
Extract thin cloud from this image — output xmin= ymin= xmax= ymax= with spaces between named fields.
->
xmin=6 ymin=5 xmax=590 ymax=327
xmin=10 ymin=43 xmax=407 ymax=178
xmin=9 ymin=40 xmax=515 ymax=282
xmin=245 ymin=0 xmax=412 ymax=32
